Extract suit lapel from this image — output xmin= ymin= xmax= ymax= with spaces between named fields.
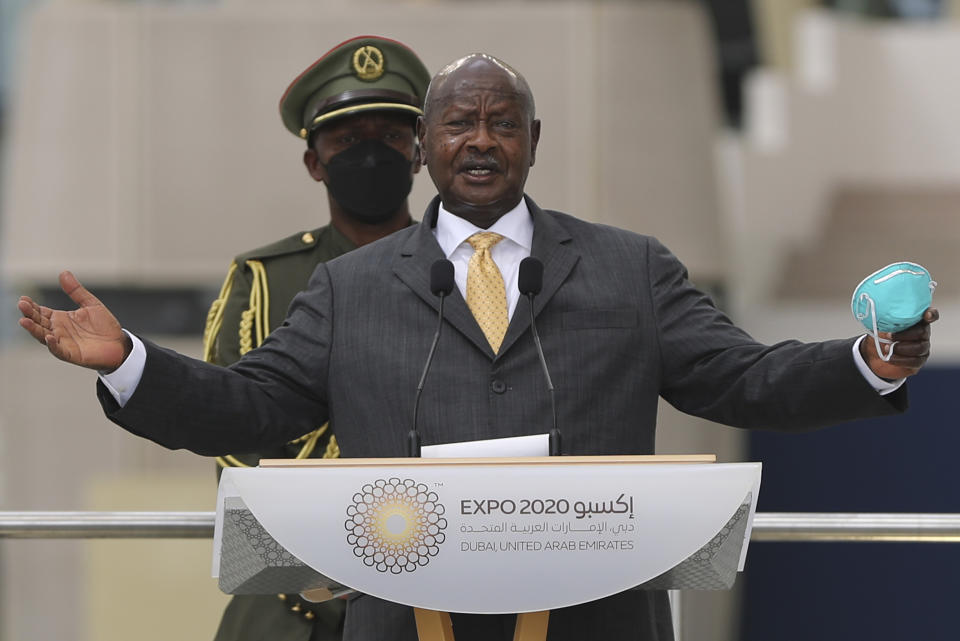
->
xmin=497 ymin=197 xmax=580 ymax=358
xmin=393 ymin=197 xmax=495 ymax=357
xmin=394 ymin=196 xmax=581 ymax=360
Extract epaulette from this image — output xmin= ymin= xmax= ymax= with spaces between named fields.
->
xmin=233 ymin=228 xmax=324 ymax=265
xmin=204 ymin=228 xmax=323 ymax=362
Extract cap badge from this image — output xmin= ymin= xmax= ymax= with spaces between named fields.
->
xmin=352 ymin=45 xmax=385 ymax=81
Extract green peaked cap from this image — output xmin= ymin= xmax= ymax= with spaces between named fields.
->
xmin=279 ymin=35 xmax=431 ymax=139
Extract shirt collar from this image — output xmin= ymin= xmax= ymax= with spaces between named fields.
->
xmin=434 ymin=198 xmax=534 ymax=258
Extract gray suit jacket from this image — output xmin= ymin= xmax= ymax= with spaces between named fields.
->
xmin=100 ymin=196 xmax=905 ymax=640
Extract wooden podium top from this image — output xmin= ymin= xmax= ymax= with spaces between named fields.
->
xmin=258 ymin=454 xmax=717 ymax=468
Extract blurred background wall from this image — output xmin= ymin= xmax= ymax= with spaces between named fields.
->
xmin=0 ymin=1 xmax=958 ymax=640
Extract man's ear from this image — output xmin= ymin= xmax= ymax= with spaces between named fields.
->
xmin=412 ymin=143 xmax=422 ymax=174
xmin=529 ymin=119 xmax=542 ymax=167
xmin=303 ymin=148 xmax=326 ymax=183
xmin=416 ymin=116 xmax=428 ymax=166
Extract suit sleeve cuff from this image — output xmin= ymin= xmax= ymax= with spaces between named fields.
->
xmin=853 ymin=335 xmax=905 ymax=396
xmin=98 ymin=330 xmax=146 ymax=407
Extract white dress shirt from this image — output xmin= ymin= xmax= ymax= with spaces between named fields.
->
xmin=100 ymin=202 xmax=902 ymax=406
xmin=433 ymin=199 xmax=534 ymax=320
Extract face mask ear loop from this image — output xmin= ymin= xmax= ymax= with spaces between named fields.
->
xmin=864 ymin=295 xmax=897 ymax=362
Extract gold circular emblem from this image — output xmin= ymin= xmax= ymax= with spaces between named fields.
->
xmin=352 ymin=45 xmax=385 ymax=81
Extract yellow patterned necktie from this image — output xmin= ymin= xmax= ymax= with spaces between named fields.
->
xmin=466 ymin=232 xmax=508 ymax=353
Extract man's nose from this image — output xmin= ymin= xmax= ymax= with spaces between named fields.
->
xmin=466 ymin=122 xmax=496 ymax=152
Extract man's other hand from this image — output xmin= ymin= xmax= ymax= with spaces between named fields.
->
xmin=860 ymin=307 xmax=939 ymax=380
xmin=17 ymin=271 xmax=131 ymax=372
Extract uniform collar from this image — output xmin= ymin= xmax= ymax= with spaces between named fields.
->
xmin=325 ymin=223 xmax=359 ymax=254
xmin=327 ymin=215 xmax=417 ymax=254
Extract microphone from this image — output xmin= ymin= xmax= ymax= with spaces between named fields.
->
xmin=409 ymin=259 xmax=455 ymax=457
xmin=518 ymin=257 xmax=561 ymax=456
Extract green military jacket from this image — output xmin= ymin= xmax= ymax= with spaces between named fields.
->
xmin=205 ymin=224 xmax=357 ymax=464
xmin=205 ymin=224 xmax=356 ymax=641
xmin=206 ymin=224 xmax=357 ymax=368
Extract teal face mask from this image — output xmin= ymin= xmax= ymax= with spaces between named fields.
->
xmin=851 ymin=261 xmax=936 ymax=362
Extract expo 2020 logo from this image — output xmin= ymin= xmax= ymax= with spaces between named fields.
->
xmin=345 ymin=478 xmax=447 ymax=574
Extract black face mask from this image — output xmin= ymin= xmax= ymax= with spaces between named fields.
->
xmin=322 ymin=140 xmax=414 ymax=224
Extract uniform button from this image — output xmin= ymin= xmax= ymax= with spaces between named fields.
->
xmin=301 ymin=232 xmax=315 ymax=244
xmin=491 ymin=380 xmax=507 ymax=394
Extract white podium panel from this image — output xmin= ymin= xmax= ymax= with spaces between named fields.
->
xmin=214 ymin=458 xmax=760 ymax=614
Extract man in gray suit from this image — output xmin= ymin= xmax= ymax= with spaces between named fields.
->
xmin=18 ymin=54 xmax=937 ymax=641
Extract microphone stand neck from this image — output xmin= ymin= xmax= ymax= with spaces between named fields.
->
xmin=410 ymin=293 xmax=447 ymax=457
xmin=526 ymin=293 xmax=561 ymax=455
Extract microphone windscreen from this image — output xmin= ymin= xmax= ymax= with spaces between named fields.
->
xmin=518 ymin=257 xmax=544 ymax=295
xmin=430 ymin=259 xmax=455 ymax=296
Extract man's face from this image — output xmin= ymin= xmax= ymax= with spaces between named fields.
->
xmin=304 ymin=111 xmax=420 ymax=182
xmin=419 ymin=64 xmax=540 ymax=228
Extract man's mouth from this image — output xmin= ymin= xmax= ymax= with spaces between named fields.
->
xmin=464 ymin=167 xmax=495 ymax=176
xmin=459 ymin=157 xmax=501 ymax=177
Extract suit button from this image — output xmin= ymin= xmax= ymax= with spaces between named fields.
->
xmin=491 ymin=380 xmax=507 ymax=394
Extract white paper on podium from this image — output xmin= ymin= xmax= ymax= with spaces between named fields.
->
xmin=421 ymin=433 xmax=549 ymax=458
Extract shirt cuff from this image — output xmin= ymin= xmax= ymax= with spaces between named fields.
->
xmin=852 ymin=335 xmax=905 ymax=396
xmin=98 ymin=330 xmax=146 ymax=407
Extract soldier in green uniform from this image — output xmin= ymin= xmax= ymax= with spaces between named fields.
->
xmin=203 ymin=36 xmax=430 ymax=641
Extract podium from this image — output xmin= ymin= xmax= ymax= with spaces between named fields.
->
xmin=214 ymin=456 xmax=761 ymax=640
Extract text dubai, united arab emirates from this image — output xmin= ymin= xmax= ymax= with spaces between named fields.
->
xmin=458 ymin=493 xmax=637 ymax=553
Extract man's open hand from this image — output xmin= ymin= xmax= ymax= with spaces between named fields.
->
xmin=18 ymin=271 xmax=131 ymax=371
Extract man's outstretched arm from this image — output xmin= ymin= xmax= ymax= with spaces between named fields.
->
xmin=18 ymin=269 xmax=333 ymax=455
